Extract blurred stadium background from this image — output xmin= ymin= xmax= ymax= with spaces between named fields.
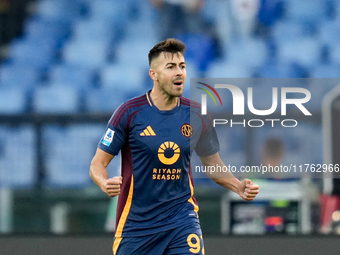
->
xmin=1 ymin=0 xmax=340 ymax=251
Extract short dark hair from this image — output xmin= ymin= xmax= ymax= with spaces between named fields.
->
xmin=148 ymin=38 xmax=186 ymax=66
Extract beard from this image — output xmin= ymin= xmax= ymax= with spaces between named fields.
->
xmin=158 ymin=81 xmax=185 ymax=98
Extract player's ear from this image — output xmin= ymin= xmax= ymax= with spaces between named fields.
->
xmin=149 ymin=68 xmax=158 ymax=81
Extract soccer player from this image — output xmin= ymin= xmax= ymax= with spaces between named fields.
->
xmin=89 ymin=38 xmax=259 ymax=255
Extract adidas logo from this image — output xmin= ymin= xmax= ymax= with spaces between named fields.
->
xmin=140 ymin=126 xmax=156 ymax=136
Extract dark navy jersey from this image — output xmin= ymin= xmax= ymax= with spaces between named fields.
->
xmin=98 ymin=91 xmax=219 ymax=237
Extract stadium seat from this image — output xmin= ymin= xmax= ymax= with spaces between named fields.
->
xmin=0 ymin=126 xmax=36 ymax=188
xmin=100 ymin=63 xmax=147 ymax=91
xmin=223 ymin=38 xmax=269 ymax=68
xmin=114 ymin=39 xmax=154 ymax=69
xmin=328 ymin=43 xmax=340 ymax=65
xmin=23 ymin=16 xmax=71 ymax=46
xmin=0 ymin=87 xmax=27 ymax=114
xmin=205 ymin=61 xmax=254 ymax=78
xmin=87 ymin=0 xmax=131 ymax=25
xmin=334 ymin=0 xmax=340 ymax=18
xmin=201 ymin=0 xmax=220 ymax=25
xmin=123 ymin=18 xmax=159 ymax=43
xmin=71 ymin=18 xmax=115 ymax=45
xmin=32 ymin=85 xmax=80 ymax=113
xmin=48 ymin=63 xmax=95 ymax=89
xmin=176 ymin=33 xmax=215 ymax=72
xmin=43 ymin=124 xmax=104 ymax=188
xmin=8 ymin=38 xmax=56 ymax=70
xmin=318 ymin=19 xmax=340 ymax=47
xmin=271 ymin=20 xmax=309 ymax=41
xmin=257 ymin=0 xmax=283 ymax=27
xmin=35 ymin=0 xmax=83 ymax=22
xmin=276 ymin=37 xmax=322 ymax=68
xmin=0 ymin=63 xmax=41 ymax=88
xmin=284 ymin=0 xmax=329 ymax=23
xmin=134 ymin=0 xmax=157 ymax=19
xmin=309 ymin=64 xmax=340 ymax=78
xmin=62 ymin=39 xmax=109 ymax=70
xmin=258 ymin=61 xmax=305 ymax=78
xmin=85 ymin=87 xmax=128 ymax=113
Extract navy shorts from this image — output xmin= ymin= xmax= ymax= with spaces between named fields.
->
xmin=113 ymin=222 xmax=205 ymax=255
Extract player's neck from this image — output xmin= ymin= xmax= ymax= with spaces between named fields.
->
xmin=150 ymin=88 xmax=179 ymax=111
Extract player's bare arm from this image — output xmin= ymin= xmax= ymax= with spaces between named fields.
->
xmin=90 ymin=148 xmax=122 ymax=197
xmin=199 ymin=152 xmax=259 ymax=201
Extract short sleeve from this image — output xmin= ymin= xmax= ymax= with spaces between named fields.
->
xmin=194 ymin=113 xmax=220 ymax=157
xmin=98 ymin=105 xmax=129 ymax=156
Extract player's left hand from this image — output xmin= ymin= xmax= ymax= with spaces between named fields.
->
xmin=237 ymin=179 xmax=259 ymax=201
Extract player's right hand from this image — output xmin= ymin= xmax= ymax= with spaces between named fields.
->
xmin=102 ymin=176 xmax=123 ymax=197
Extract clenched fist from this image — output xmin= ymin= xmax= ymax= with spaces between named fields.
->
xmin=237 ymin=179 xmax=259 ymax=201
xmin=102 ymin=176 xmax=123 ymax=197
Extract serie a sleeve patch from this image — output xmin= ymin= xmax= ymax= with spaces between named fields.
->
xmin=101 ymin=128 xmax=115 ymax=146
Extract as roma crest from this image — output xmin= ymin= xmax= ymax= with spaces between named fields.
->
xmin=181 ymin=123 xmax=193 ymax=138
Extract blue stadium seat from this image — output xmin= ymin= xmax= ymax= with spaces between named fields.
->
xmin=205 ymin=61 xmax=254 ymax=78
xmin=210 ymin=0 xmax=235 ymax=47
xmin=0 ymin=63 xmax=41 ymax=88
xmin=276 ymin=37 xmax=322 ymax=68
xmin=43 ymin=124 xmax=105 ymax=188
xmin=8 ymin=38 xmax=56 ymax=69
xmin=318 ymin=19 xmax=340 ymax=47
xmin=271 ymin=20 xmax=308 ymax=41
xmin=309 ymin=64 xmax=340 ymax=78
xmin=100 ymin=63 xmax=147 ymax=91
xmin=35 ymin=0 xmax=83 ymax=22
xmin=284 ymin=0 xmax=329 ymax=23
xmin=114 ymin=39 xmax=154 ymax=69
xmin=334 ymin=0 xmax=340 ymax=19
xmin=85 ymin=87 xmax=128 ymax=113
xmin=32 ymin=85 xmax=80 ymax=113
xmin=328 ymin=43 xmax=340 ymax=65
xmin=135 ymin=0 xmax=158 ymax=23
xmin=224 ymin=38 xmax=269 ymax=68
xmin=71 ymin=18 xmax=115 ymax=44
xmin=123 ymin=18 xmax=159 ymax=43
xmin=0 ymin=126 xmax=36 ymax=188
xmin=62 ymin=39 xmax=109 ymax=70
xmin=258 ymin=61 xmax=305 ymax=78
xmin=87 ymin=0 xmax=131 ymax=21
xmin=0 ymin=88 xmax=27 ymax=114
xmin=258 ymin=0 xmax=283 ymax=27
xmin=201 ymin=0 xmax=220 ymax=25
xmin=23 ymin=16 xmax=70 ymax=45
xmin=48 ymin=63 xmax=95 ymax=89
xmin=176 ymin=33 xmax=215 ymax=72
